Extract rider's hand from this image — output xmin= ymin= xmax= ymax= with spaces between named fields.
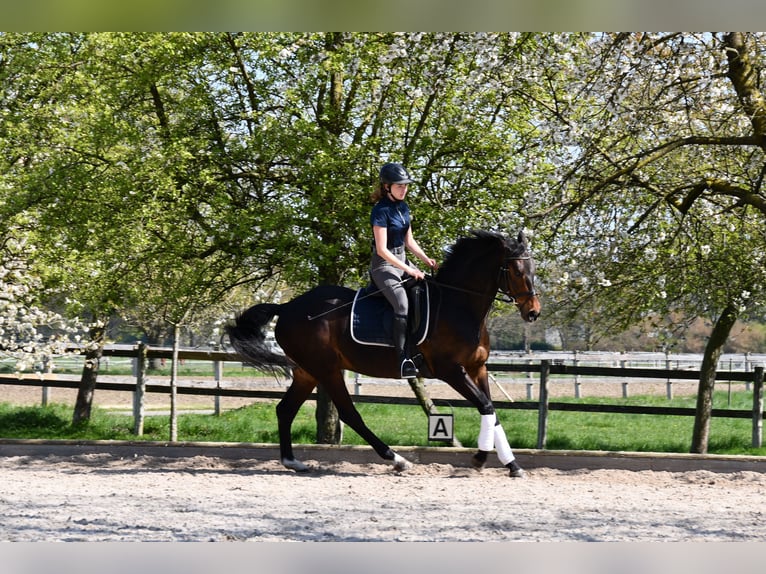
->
xmin=408 ymin=266 xmax=425 ymax=281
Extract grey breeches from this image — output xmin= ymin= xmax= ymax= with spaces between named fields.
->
xmin=370 ymin=247 xmax=408 ymax=317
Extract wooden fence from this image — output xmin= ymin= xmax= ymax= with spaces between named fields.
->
xmin=1 ymin=345 xmax=764 ymax=449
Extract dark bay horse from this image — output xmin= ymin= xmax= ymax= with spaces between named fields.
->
xmin=226 ymin=230 xmax=541 ymax=477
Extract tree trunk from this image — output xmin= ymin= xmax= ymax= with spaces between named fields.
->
xmin=144 ymin=326 xmax=168 ymax=371
xmin=724 ymin=33 xmax=766 ymax=149
xmin=315 ymin=384 xmax=342 ymax=444
xmin=310 ymin=33 xmax=347 ymax=446
xmin=691 ymin=302 xmax=740 ymax=453
xmin=72 ymin=323 xmax=106 ymax=425
xmin=408 ymin=376 xmax=436 ymax=414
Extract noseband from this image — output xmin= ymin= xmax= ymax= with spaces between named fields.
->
xmin=497 ymin=254 xmax=537 ymax=305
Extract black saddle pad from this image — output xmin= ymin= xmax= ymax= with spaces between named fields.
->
xmin=350 ymin=282 xmax=430 ymax=347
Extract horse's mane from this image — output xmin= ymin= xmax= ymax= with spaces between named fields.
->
xmin=436 ymin=230 xmax=524 ymax=280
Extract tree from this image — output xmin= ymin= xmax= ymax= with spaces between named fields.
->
xmin=526 ymin=33 xmax=766 ymax=453
xmin=10 ymin=31 xmax=766 ymax=456
xmin=192 ymin=32 xmax=541 ymax=441
xmin=0 ymin=33 xmax=264 ymax=422
xmin=0 ymin=34 xmax=102 ymax=411
xmin=0 ymin=228 xmax=86 ymax=370
xmin=2 ymin=33 xmax=543 ymax=439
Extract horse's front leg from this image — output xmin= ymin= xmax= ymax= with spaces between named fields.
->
xmin=441 ymin=363 xmax=525 ymax=478
xmin=471 ymin=413 xmax=525 ymax=478
xmin=471 ymin=365 xmax=494 ymax=470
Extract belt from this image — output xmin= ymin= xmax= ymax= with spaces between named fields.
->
xmin=372 ymin=244 xmax=405 ymax=255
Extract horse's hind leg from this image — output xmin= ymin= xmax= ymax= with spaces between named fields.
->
xmin=321 ymin=371 xmax=412 ymax=471
xmin=275 ymin=368 xmax=317 ymax=472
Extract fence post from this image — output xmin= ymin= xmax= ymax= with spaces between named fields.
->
xmin=526 ymin=358 xmax=533 ymax=400
xmin=621 ymin=352 xmax=629 ymax=398
xmin=213 ymin=344 xmax=222 ymax=416
xmin=752 ymin=366 xmax=764 ymax=448
xmin=41 ymin=355 xmax=51 ymax=407
xmin=573 ymin=350 xmax=581 ymax=398
xmin=665 ymin=351 xmax=673 ymax=400
xmin=537 ymin=360 xmax=550 ymax=449
xmin=133 ymin=343 xmax=147 ymax=436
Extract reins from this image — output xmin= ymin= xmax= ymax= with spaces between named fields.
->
xmin=424 ymin=275 xmax=484 ymax=298
xmin=306 ymin=251 xmax=535 ymax=321
xmin=427 ymin=253 xmax=536 ymax=305
xmin=306 ymin=278 xmax=410 ymax=321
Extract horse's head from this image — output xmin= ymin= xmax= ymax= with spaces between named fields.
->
xmin=499 ymin=231 xmax=541 ymax=322
xmin=435 ymin=229 xmax=541 ymax=322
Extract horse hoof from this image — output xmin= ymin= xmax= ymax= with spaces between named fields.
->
xmin=471 ymin=451 xmax=488 ymax=470
xmin=507 ymin=461 xmax=526 ymax=478
xmin=392 ymin=453 xmax=413 ymax=472
xmin=282 ymin=458 xmax=310 ymax=473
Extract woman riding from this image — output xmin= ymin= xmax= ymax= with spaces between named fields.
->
xmin=369 ymin=162 xmax=438 ymax=378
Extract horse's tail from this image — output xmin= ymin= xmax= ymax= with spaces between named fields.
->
xmin=225 ymin=303 xmax=293 ymax=377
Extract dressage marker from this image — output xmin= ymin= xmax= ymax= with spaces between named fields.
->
xmin=428 ymin=413 xmax=454 ymax=442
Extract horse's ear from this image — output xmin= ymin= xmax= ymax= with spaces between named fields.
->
xmin=517 ymin=230 xmax=527 ymax=246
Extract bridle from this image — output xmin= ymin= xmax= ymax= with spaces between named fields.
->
xmin=425 ymin=252 xmax=537 ymax=307
xmin=496 ymin=253 xmax=537 ymax=306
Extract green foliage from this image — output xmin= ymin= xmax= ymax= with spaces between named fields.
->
xmin=4 ymin=32 xmax=766 ymax=348
xmin=1 ymin=32 xmax=540 ymax=352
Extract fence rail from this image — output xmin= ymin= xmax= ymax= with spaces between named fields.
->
xmin=1 ymin=345 xmax=764 ymax=449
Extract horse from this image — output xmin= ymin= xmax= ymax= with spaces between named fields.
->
xmin=226 ymin=230 xmax=541 ymax=477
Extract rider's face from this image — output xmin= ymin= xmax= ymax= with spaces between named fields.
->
xmin=389 ymin=183 xmax=408 ymax=200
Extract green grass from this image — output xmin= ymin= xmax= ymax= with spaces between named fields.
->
xmin=1 ymin=390 xmax=764 ymax=456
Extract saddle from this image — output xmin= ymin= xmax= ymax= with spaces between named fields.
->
xmin=350 ymin=280 xmax=430 ymax=349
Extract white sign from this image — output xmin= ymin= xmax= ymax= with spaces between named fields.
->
xmin=428 ymin=414 xmax=454 ymax=442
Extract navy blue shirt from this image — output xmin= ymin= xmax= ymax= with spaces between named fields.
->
xmin=370 ymin=195 xmax=411 ymax=250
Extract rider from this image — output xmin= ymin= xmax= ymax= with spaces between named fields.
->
xmin=370 ymin=162 xmax=437 ymax=378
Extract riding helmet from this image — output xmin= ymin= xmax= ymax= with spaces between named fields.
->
xmin=379 ymin=162 xmax=414 ymax=185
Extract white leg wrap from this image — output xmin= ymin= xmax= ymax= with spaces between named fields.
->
xmin=478 ymin=414 xmax=495 ymax=451
xmin=494 ymin=423 xmax=515 ymax=465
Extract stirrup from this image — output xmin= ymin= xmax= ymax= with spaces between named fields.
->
xmin=400 ymin=358 xmax=418 ymax=379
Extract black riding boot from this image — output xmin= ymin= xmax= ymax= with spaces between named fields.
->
xmin=393 ymin=314 xmax=417 ymax=379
